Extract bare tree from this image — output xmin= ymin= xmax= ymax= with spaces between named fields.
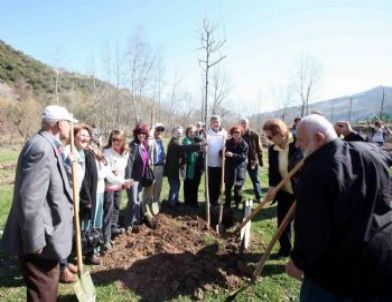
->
xmin=294 ymin=54 xmax=322 ymax=117
xmin=198 ymin=17 xmax=226 ymax=228
xmin=380 ymin=86 xmax=385 ymax=121
xmin=153 ymin=47 xmax=165 ymax=122
xmin=126 ymin=31 xmax=155 ymax=124
xmin=210 ymin=67 xmax=231 ymax=118
xmin=198 ymin=17 xmax=226 ymax=125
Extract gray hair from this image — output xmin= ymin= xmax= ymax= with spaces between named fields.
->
xmin=240 ymin=117 xmax=249 ymax=123
xmin=299 ymin=114 xmax=337 ymax=142
xmin=210 ymin=115 xmax=221 ymax=122
xmin=171 ymin=126 xmax=184 ymax=137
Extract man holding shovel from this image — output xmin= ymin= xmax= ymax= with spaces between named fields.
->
xmin=1 ymin=105 xmax=76 ymax=302
xmin=287 ymin=114 xmax=392 ymax=301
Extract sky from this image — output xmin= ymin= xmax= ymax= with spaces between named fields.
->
xmin=1 ymin=0 xmax=392 ymax=113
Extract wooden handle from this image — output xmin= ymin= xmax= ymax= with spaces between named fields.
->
xmin=70 ymin=123 xmax=84 ymax=275
xmin=252 ymin=201 xmax=296 ymax=280
xmin=229 ymin=159 xmax=304 ymax=235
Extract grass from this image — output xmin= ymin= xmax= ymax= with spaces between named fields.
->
xmin=0 ymin=145 xmax=301 ymax=302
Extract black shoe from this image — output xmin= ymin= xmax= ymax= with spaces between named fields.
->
xmin=85 ymin=255 xmax=101 ymax=265
xmin=131 ymin=225 xmax=141 ymax=234
xmin=271 ymin=251 xmax=290 ymax=259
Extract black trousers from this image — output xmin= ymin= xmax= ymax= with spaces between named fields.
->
xmin=208 ymin=167 xmax=222 ymax=206
xmin=277 ymin=190 xmax=296 ymax=254
xmin=184 ymin=170 xmax=202 ymax=206
xmin=224 ymin=182 xmax=243 ymax=207
xmin=19 ymin=254 xmax=59 ymax=302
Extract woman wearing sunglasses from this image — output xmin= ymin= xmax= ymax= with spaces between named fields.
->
xmin=262 ymin=119 xmax=303 ymax=259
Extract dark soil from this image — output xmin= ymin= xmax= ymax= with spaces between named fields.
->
xmin=92 ymin=205 xmax=261 ymax=301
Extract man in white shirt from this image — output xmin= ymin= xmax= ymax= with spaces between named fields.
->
xmin=206 ymin=115 xmax=227 ymax=205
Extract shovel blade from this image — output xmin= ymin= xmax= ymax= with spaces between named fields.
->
xmin=74 ymin=271 xmax=96 ymax=302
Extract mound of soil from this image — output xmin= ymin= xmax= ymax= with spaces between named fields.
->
xmin=92 ymin=206 xmax=258 ymax=301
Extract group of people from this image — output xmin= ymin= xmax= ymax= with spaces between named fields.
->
xmin=2 ymin=104 xmax=392 ymax=302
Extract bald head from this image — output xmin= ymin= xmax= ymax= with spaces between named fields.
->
xmin=296 ymin=114 xmax=337 ymax=156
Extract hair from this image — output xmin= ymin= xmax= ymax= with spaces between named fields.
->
xmin=298 ymin=114 xmax=337 ymax=142
xmin=104 ymin=129 xmax=128 ymax=152
xmin=294 ymin=117 xmax=301 ymax=123
xmin=41 ymin=119 xmax=57 ymax=130
xmin=171 ymin=126 xmax=184 ymax=137
xmin=210 ymin=115 xmax=221 ymax=122
xmin=133 ymin=124 xmax=150 ymax=139
xmin=229 ymin=125 xmax=244 ymax=136
xmin=74 ymin=123 xmax=92 ymax=137
xmin=240 ymin=117 xmax=249 ymax=124
xmin=375 ymin=121 xmax=383 ymax=127
xmin=185 ymin=124 xmax=197 ymax=137
xmin=262 ymin=119 xmax=289 ymax=137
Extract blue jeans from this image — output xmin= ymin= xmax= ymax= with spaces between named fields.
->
xmin=125 ymin=182 xmax=143 ymax=227
xmin=168 ymin=177 xmax=180 ymax=207
xmin=300 ymin=277 xmax=392 ymax=302
xmin=248 ymin=165 xmax=262 ymax=200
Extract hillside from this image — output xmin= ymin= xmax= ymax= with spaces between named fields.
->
xmin=254 ymin=86 xmax=392 ymax=124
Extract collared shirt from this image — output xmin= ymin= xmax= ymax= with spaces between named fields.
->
xmin=273 ymin=133 xmax=294 ymax=194
xmin=153 ymin=138 xmax=165 ymax=165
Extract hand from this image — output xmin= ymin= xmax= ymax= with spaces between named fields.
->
xmin=34 ymin=248 xmax=43 ymax=254
xmin=251 ymin=160 xmax=258 ymax=169
xmin=334 ymin=121 xmax=353 ymax=137
xmin=266 ymin=187 xmax=277 ymax=201
xmin=123 ymin=179 xmax=134 ymax=189
xmin=225 ymin=151 xmax=233 ymax=157
xmin=286 ymin=260 xmax=304 ymax=281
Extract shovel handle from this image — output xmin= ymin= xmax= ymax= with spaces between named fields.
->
xmin=70 ymin=123 xmax=84 ymax=274
xmin=252 ymin=201 xmax=296 ymax=280
xmin=229 ymin=159 xmax=303 ymax=235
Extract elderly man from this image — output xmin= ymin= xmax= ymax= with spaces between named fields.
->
xmin=207 ymin=115 xmax=228 ymax=206
xmin=1 ymin=105 xmax=77 ymax=302
xmin=150 ymin=123 xmax=166 ymax=206
xmin=240 ymin=117 xmax=263 ymax=201
xmin=286 ymin=114 xmax=392 ymax=301
xmin=334 ymin=121 xmax=368 ymax=142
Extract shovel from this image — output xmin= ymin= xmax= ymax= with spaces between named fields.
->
xmin=226 ymin=159 xmax=304 ymax=236
xmin=70 ymin=123 xmax=96 ymax=302
xmin=216 ymin=144 xmax=226 ymax=235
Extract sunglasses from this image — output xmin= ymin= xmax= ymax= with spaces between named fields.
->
xmin=155 ymin=127 xmax=164 ymax=132
xmin=112 ymin=138 xmax=123 ymax=143
xmin=233 ymin=131 xmax=241 ymax=134
xmin=267 ymin=135 xmax=274 ymax=140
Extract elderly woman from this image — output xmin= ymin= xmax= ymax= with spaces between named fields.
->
xmin=263 ymin=119 xmax=303 ymax=258
xmin=60 ymin=123 xmax=92 ymax=282
xmin=164 ymin=126 xmax=201 ymax=207
xmin=224 ymin=125 xmax=248 ymax=209
xmin=124 ymin=124 xmax=156 ymax=232
xmin=182 ymin=124 xmax=205 ymax=207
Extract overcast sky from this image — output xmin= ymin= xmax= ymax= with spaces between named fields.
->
xmin=1 ymin=0 xmax=391 ymax=113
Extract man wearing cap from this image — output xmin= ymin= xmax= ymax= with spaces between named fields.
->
xmin=150 ymin=123 xmax=166 ymax=206
xmin=1 ymin=105 xmax=76 ymax=301
xmin=240 ymin=117 xmax=263 ymax=201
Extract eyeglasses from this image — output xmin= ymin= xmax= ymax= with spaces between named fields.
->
xmin=112 ymin=138 xmax=123 ymax=143
xmin=233 ymin=131 xmax=241 ymax=134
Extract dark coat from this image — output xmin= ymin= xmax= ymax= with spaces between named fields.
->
xmin=164 ymin=137 xmax=200 ymax=179
xmin=268 ymin=139 xmax=303 ymax=197
xmin=242 ymin=128 xmax=263 ymax=167
xmin=126 ymin=140 xmax=149 ymax=182
xmin=292 ymin=139 xmax=392 ymax=296
xmin=80 ymin=150 xmax=98 ymax=220
xmin=344 ymin=131 xmax=369 ymax=142
xmin=224 ymin=138 xmax=248 ymax=186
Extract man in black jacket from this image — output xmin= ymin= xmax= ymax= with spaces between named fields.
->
xmin=240 ymin=118 xmax=263 ymax=201
xmin=286 ymin=114 xmax=392 ymax=300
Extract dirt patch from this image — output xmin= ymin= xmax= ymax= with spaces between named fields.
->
xmin=92 ymin=206 xmax=260 ymax=301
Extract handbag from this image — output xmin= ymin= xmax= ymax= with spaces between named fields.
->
xmin=141 ymin=165 xmax=154 ymax=187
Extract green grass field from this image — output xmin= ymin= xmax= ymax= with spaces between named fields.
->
xmin=0 ymin=146 xmax=301 ymax=302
